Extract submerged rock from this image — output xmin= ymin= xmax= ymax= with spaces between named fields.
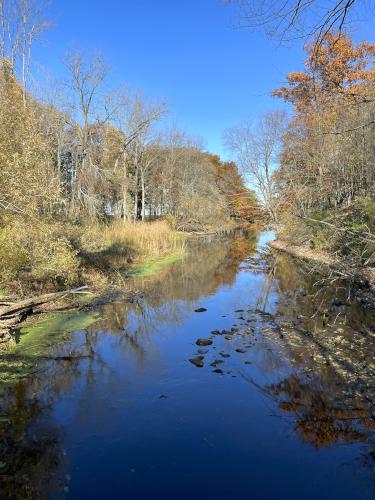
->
xmin=189 ymin=356 xmax=204 ymax=367
xmin=196 ymin=338 xmax=213 ymax=346
xmin=197 ymin=348 xmax=209 ymax=354
xmin=212 ymin=368 xmax=224 ymax=374
xmin=210 ymin=359 xmax=224 ymax=367
xmin=220 ymin=352 xmax=230 ymax=358
xmin=224 ymin=335 xmax=232 ymax=340
xmin=235 ymin=348 xmax=246 ymax=354
xmin=195 ymin=307 xmax=207 ymax=313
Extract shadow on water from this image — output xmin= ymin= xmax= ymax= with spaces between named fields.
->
xmin=0 ymin=228 xmax=375 ymax=499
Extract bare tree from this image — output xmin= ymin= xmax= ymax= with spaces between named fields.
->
xmin=225 ymin=110 xmax=287 ymax=222
xmin=19 ymin=0 xmax=51 ymax=104
xmin=118 ymin=93 xmax=165 ymax=221
xmin=63 ymin=50 xmax=113 ymax=218
xmin=226 ymin=0 xmax=369 ymax=47
xmin=0 ymin=0 xmax=21 ymax=67
xmin=0 ymin=1 xmax=51 ymax=103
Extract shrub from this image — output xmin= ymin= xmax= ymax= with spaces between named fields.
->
xmin=0 ymin=226 xmax=29 ymax=280
xmin=0 ymin=221 xmax=79 ymax=287
xmin=31 ymin=236 xmax=79 ymax=286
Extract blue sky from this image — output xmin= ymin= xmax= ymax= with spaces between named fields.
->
xmin=32 ymin=0 xmax=371 ymax=159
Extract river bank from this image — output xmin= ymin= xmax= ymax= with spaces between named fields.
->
xmin=0 ymin=221 xmax=257 ymax=348
xmin=1 ymin=229 xmax=374 ymax=499
xmin=0 ymin=250 xmax=186 ymax=348
xmin=269 ymin=237 xmax=375 ymax=295
xmin=0 ymin=223 xmax=256 ymax=350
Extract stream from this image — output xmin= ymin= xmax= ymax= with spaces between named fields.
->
xmin=0 ymin=229 xmax=375 ymax=499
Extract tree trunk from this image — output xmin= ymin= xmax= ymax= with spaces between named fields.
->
xmin=141 ymin=169 xmax=145 ymax=221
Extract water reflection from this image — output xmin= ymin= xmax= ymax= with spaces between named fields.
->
xmin=268 ymin=373 xmax=374 ymax=447
xmin=0 ymin=229 xmax=375 ymax=499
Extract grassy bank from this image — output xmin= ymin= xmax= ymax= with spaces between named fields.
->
xmin=0 ymin=219 xmax=186 ymax=296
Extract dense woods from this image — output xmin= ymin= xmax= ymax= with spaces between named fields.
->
xmin=0 ymin=0 xmax=256 ymax=293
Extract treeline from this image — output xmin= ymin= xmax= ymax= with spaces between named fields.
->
xmin=0 ymin=52 xmax=251 ymax=227
xmin=273 ymin=33 xmax=375 ymax=263
xmin=226 ymin=30 xmax=375 ymax=265
xmin=0 ymin=0 xmax=257 ymax=291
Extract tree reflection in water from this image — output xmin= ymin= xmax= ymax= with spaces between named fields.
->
xmin=0 ymin=230 xmax=259 ymax=498
xmin=268 ymin=373 xmax=374 ymax=448
xmin=1 ymin=229 xmax=375 ymax=498
xmin=256 ymin=252 xmax=375 ymax=455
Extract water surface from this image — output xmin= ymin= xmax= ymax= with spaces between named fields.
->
xmin=1 ymin=230 xmax=375 ymax=499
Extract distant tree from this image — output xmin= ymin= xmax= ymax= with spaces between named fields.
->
xmin=225 ymin=110 xmax=287 ymax=222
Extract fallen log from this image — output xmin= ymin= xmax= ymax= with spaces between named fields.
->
xmin=0 ymin=286 xmax=89 ymax=318
xmin=0 ymin=286 xmax=91 ymax=342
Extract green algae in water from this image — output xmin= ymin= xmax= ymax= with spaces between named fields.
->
xmin=13 ymin=310 xmax=100 ymax=356
xmin=129 ymin=249 xmax=186 ymax=277
xmin=0 ymin=310 xmax=99 ymax=386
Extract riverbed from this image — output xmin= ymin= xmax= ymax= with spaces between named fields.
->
xmin=1 ymin=230 xmax=374 ymax=499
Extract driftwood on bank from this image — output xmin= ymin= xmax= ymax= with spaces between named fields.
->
xmin=0 ymin=286 xmax=90 ymax=342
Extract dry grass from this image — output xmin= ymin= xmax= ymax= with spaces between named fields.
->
xmin=0 ymin=219 xmax=185 ymax=293
xmin=79 ymin=220 xmax=185 ymax=283
xmin=102 ymin=220 xmax=182 ymax=259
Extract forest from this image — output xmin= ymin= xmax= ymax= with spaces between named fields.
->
xmin=225 ymin=1 xmax=375 ymax=274
xmin=1 ymin=0 xmax=375 ymax=292
xmin=274 ymin=34 xmax=375 ymax=268
xmin=0 ymin=0 xmax=258 ymax=295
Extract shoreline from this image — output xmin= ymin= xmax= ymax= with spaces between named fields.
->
xmin=0 ymin=247 xmax=189 ymax=348
xmin=0 ymin=224 xmax=258 ymax=349
xmin=268 ymin=238 xmax=375 ymax=293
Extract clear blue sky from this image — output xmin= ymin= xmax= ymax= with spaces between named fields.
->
xmin=32 ymin=0 xmax=371 ymax=159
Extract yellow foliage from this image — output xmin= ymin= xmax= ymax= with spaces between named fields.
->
xmin=0 ymin=227 xmax=29 ymax=280
xmin=0 ymin=62 xmax=59 ymax=222
xmin=0 ymin=221 xmax=79 ymax=287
